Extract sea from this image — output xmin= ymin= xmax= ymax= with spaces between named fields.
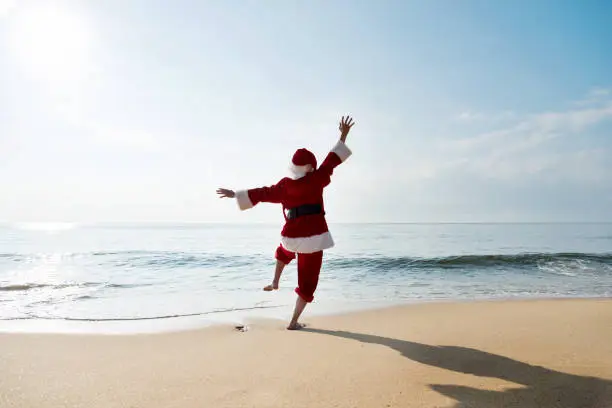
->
xmin=1 ymin=222 xmax=611 ymax=334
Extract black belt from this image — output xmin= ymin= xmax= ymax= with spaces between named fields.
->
xmin=285 ymin=204 xmax=323 ymax=220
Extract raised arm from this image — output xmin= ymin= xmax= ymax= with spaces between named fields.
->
xmin=216 ymin=180 xmax=286 ymax=211
xmin=316 ymin=116 xmax=355 ymax=185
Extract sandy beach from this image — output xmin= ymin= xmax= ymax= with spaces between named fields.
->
xmin=1 ymin=298 xmax=611 ymax=408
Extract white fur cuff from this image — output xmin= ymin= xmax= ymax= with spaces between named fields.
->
xmin=331 ymin=140 xmax=352 ymax=162
xmin=235 ymin=190 xmax=254 ymax=210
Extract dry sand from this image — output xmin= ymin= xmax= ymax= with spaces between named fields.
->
xmin=1 ymin=298 xmax=611 ymax=408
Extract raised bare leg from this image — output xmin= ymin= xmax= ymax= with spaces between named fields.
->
xmin=263 ymin=259 xmax=286 ymax=291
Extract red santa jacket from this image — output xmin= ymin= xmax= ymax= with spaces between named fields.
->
xmin=235 ymin=140 xmax=352 ymax=253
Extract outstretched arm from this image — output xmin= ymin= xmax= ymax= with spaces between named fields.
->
xmin=216 ymin=180 xmax=286 ymax=211
xmin=316 ymin=116 xmax=355 ymax=185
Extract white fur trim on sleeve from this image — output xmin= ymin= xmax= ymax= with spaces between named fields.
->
xmin=235 ymin=190 xmax=254 ymax=210
xmin=331 ymin=140 xmax=352 ymax=162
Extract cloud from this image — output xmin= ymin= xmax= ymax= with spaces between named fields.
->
xmin=422 ymin=90 xmax=612 ymax=183
xmin=452 ymin=91 xmax=612 ymax=149
xmin=573 ymin=87 xmax=611 ymax=107
xmin=443 ymin=119 xmax=561 ymax=171
xmin=590 ymin=88 xmax=610 ymax=97
xmin=454 ymin=109 xmax=515 ymax=123
xmin=531 ymin=103 xmax=612 ymax=133
xmin=455 ymin=110 xmax=485 ymax=122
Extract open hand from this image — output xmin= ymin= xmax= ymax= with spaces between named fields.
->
xmin=339 ymin=115 xmax=355 ymax=142
xmin=216 ymin=188 xmax=235 ymax=198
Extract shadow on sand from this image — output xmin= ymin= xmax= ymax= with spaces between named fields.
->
xmin=303 ymin=329 xmax=612 ymax=408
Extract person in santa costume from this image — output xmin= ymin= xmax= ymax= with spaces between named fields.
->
xmin=216 ymin=115 xmax=355 ymax=330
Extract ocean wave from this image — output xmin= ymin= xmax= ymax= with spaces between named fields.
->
xmin=0 ymin=282 xmax=147 ymax=292
xmin=327 ymin=252 xmax=612 ymax=271
xmin=0 ymin=251 xmax=262 ymax=269
xmin=3 ymin=250 xmax=612 ymax=273
xmin=91 ymin=251 xmax=612 ymax=270
xmin=108 ymin=253 xmax=255 ymax=269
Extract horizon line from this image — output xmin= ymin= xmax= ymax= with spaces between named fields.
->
xmin=2 ymin=221 xmax=612 ymax=226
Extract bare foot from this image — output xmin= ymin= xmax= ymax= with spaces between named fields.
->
xmin=286 ymin=322 xmax=306 ymax=330
xmin=263 ymin=282 xmax=279 ymax=291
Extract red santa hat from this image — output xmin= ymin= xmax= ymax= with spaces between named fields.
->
xmin=289 ymin=148 xmax=317 ymax=179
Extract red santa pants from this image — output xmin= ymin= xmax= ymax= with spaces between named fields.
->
xmin=275 ymin=245 xmax=323 ymax=303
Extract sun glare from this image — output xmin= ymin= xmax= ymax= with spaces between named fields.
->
xmin=8 ymin=4 xmax=93 ymax=81
xmin=0 ymin=0 xmax=17 ymax=17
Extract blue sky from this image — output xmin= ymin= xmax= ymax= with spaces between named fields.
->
xmin=1 ymin=0 xmax=611 ymax=223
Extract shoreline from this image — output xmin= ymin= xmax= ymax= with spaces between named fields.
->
xmin=1 ymin=295 xmax=610 ymax=336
